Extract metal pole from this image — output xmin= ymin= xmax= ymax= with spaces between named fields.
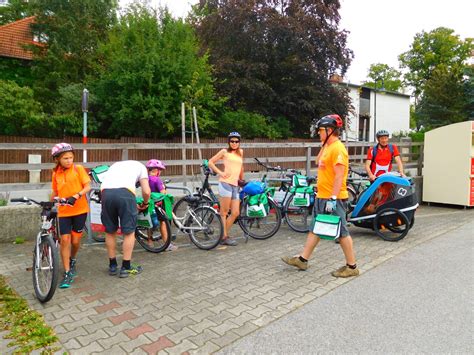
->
xmin=181 ymin=102 xmax=187 ymax=186
xmin=193 ymin=107 xmax=202 ymax=162
xmin=373 ymin=82 xmax=377 ymax=142
xmin=82 ymin=89 xmax=89 ymax=162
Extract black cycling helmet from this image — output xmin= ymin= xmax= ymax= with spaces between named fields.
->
xmin=376 ymin=129 xmax=390 ymax=138
xmin=228 ymin=131 xmax=241 ymax=140
xmin=316 ymin=114 xmax=343 ymax=129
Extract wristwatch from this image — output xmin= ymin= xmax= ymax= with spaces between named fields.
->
xmin=330 ymin=195 xmax=337 ymax=200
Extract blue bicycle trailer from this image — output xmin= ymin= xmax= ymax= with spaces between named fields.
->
xmin=348 ymin=173 xmax=418 ymax=241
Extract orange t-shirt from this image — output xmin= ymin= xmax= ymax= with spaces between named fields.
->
xmin=52 ymin=164 xmax=90 ymax=217
xmin=317 ymin=140 xmax=349 ymax=199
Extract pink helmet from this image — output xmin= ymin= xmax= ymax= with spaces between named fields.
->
xmin=51 ymin=142 xmax=74 ymax=158
xmin=146 ymin=159 xmax=166 ymax=170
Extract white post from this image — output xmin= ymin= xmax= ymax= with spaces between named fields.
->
xmin=28 ymin=154 xmax=41 ymax=183
xmin=193 ymin=107 xmax=202 ymax=162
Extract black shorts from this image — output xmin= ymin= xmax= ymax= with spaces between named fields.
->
xmin=101 ymin=188 xmax=137 ymax=234
xmin=58 ymin=213 xmax=87 ymax=235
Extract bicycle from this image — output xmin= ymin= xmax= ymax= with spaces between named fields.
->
xmin=346 ymin=167 xmax=370 ymax=213
xmin=10 ymin=197 xmax=64 ymax=303
xmin=172 ymin=160 xmax=282 ymax=240
xmin=254 ymin=158 xmax=316 ymax=233
xmin=88 ymin=191 xmax=174 ymax=253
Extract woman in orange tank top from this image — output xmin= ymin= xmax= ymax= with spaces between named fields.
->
xmin=208 ymin=132 xmax=244 ymax=246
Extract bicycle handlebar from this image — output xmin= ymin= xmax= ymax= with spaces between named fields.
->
xmin=10 ymin=196 xmax=67 ymax=207
xmin=349 ymin=167 xmax=368 ymax=178
xmin=254 ymin=158 xmax=302 ymax=174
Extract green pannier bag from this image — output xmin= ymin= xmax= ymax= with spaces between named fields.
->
xmin=247 ymin=193 xmax=268 ymax=218
xmin=136 ymin=193 xmax=174 ymax=226
xmin=290 ymin=186 xmax=314 ymax=207
xmin=292 ymin=174 xmax=308 ymax=188
xmin=89 ymin=165 xmax=109 ymax=184
xmin=312 ymin=214 xmax=341 ymax=240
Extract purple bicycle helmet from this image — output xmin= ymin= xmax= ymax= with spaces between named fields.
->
xmin=51 ymin=142 xmax=74 ymax=158
xmin=146 ymin=159 xmax=166 ymax=170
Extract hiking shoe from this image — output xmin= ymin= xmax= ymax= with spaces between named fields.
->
xmin=220 ymin=237 xmax=237 ymax=246
xmin=70 ymin=258 xmax=77 ymax=276
xmin=281 ymin=256 xmax=308 ymax=271
xmin=119 ymin=264 xmax=143 ymax=278
xmin=166 ymin=243 xmax=178 ymax=251
xmin=331 ymin=265 xmax=359 ymax=278
xmin=59 ymin=271 xmax=73 ymax=289
xmin=109 ymin=264 xmax=118 ymax=276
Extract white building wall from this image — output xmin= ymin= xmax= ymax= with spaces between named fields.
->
xmin=346 ymin=87 xmax=360 ymax=141
xmin=371 ymin=91 xmax=410 ymax=140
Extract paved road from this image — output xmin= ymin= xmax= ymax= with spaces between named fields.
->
xmin=0 ymin=205 xmax=472 ymax=354
xmin=220 ymin=220 xmax=474 ymax=354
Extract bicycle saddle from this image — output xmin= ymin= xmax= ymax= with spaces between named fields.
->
xmin=184 ymin=195 xmax=201 ymax=204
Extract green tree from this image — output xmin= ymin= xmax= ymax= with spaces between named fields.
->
xmin=90 ymin=5 xmax=223 ymax=138
xmin=29 ymin=0 xmax=118 ymax=113
xmin=363 ymin=63 xmax=403 ymax=92
xmin=0 ymin=0 xmax=32 ymax=25
xmin=416 ymin=64 xmax=468 ymax=128
xmin=0 ymin=80 xmax=45 ymax=135
xmin=192 ymin=0 xmax=353 ymax=136
xmin=399 ymin=27 xmax=472 ymax=100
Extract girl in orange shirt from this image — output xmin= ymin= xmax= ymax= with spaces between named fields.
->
xmin=208 ymin=132 xmax=244 ymax=246
xmin=51 ymin=143 xmax=91 ymax=289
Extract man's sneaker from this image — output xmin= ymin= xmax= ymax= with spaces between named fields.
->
xmin=70 ymin=258 xmax=77 ymax=276
xmin=119 ymin=264 xmax=143 ymax=278
xmin=331 ymin=265 xmax=359 ymax=278
xmin=281 ymin=256 xmax=308 ymax=270
xmin=166 ymin=243 xmax=178 ymax=251
xmin=59 ymin=271 xmax=73 ymax=289
xmin=220 ymin=238 xmax=237 ymax=246
xmin=109 ymin=264 xmax=118 ymax=276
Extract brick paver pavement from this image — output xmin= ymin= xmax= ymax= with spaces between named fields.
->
xmin=0 ymin=205 xmax=472 ymax=354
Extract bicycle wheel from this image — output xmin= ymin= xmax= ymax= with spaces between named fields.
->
xmin=239 ymin=198 xmax=282 ymax=240
xmin=347 ymin=186 xmax=357 ymax=213
xmin=373 ymin=208 xmax=409 ymax=242
xmin=173 ymin=193 xmax=213 ymax=228
xmin=185 ymin=206 xmax=223 ymax=250
xmin=32 ymin=234 xmax=60 ymax=303
xmin=135 ymin=219 xmax=172 ymax=253
xmin=283 ymin=194 xmax=313 ymax=233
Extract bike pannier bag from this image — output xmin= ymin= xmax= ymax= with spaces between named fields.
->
xmin=247 ymin=193 xmax=268 ymax=218
xmin=292 ymin=174 xmax=308 ymax=188
xmin=312 ymin=214 xmax=341 ymax=240
xmin=291 ymin=186 xmax=314 ymax=207
xmin=90 ymin=165 xmax=109 ymax=184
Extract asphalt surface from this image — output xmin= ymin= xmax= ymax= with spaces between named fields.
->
xmin=220 ymin=220 xmax=474 ymax=354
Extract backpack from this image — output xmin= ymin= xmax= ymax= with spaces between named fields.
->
xmin=370 ymin=144 xmax=394 ymax=171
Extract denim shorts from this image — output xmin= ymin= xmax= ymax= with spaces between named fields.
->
xmin=310 ymin=198 xmax=350 ymax=238
xmin=218 ymin=182 xmax=240 ymax=200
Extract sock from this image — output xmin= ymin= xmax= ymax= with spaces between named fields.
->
xmin=109 ymin=258 xmax=117 ymax=267
xmin=122 ymin=260 xmax=131 ymax=270
xmin=299 ymin=256 xmax=308 ymax=262
xmin=347 ymin=263 xmax=357 ymax=269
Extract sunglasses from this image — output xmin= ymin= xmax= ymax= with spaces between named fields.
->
xmin=229 ymin=140 xmax=240 ymax=143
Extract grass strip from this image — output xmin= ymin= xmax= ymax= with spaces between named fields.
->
xmin=0 ymin=274 xmax=59 ymax=354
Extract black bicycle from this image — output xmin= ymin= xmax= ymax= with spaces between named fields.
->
xmin=254 ymin=158 xmax=316 ymax=233
xmin=172 ymin=160 xmax=282 ymax=240
xmin=11 ymin=197 xmax=63 ymax=303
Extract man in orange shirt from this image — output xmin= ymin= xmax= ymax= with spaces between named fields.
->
xmin=282 ymin=115 xmax=359 ymax=278
xmin=51 ymin=143 xmax=91 ymax=288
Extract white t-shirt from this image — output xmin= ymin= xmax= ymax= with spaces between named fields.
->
xmin=100 ymin=160 xmax=148 ymax=194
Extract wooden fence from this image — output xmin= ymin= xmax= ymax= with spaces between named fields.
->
xmin=0 ymin=136 xmax=423 ymax=189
